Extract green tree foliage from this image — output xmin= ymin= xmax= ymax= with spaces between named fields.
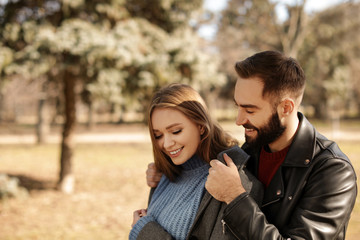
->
xmin=1 ymin=0 xmax=225 ymax=114
xmin=126 ymin=0 xmax=203 ymax=33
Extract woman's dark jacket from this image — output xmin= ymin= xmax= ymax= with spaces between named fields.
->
xmin=136 ymin=146 xmax=264 ymax=240
xmin=221 ymin=112 xmax=357 ymax=239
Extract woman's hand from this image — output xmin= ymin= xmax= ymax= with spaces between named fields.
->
xmin=132 ymin=209 xmax=147 ymax=227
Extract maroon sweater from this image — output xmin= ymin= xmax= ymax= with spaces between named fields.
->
xmin=258 ymin=145 xmax=290 ymax=187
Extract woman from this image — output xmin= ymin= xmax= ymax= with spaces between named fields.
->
xmin=129 ymin=83 xmax=263 ymax=240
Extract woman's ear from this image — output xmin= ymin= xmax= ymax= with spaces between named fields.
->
xmin=199 ymin=125 xmax=205 ymax=135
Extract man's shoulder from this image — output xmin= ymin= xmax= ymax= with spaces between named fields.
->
xmin=314 ymin=131 xmax=349 ymax=161
xmin=312 ymin=134 xmax=356 ymax=179
xmin=298 ymin=113 xmax=351 ymax=163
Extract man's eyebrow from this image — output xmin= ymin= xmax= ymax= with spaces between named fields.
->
xmin=233 ymin=98 xmax=259 ymax=109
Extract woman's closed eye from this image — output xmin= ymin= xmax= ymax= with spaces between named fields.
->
xmin=154 ymin=134 xmax=163 ymax=139
xmin=173 ymin=129 xmax=182 ymax=135
xmin=154 ymin=129 xmax=182 ymax=139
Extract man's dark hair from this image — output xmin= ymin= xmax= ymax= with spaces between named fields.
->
xmin=234 ymin=51 xmax=306 ymax=102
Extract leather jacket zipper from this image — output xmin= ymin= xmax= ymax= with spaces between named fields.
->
xmin=221 ymin=219 xmax=241 ymax=240
xmin=221 ymin=219 xmax=226 ymax=234
xmin=261 ymin=198 xmax=280 ymax=207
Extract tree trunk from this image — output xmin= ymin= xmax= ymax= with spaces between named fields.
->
xmin=36 ymin=97 xmax=48 ymax=144
xmin=313 ymin=101 xmax=327 ymax=119
xmin=57 ymin=69 xmax=77 ymax=194
xmin=36 ymin=81 xmax=50 ymax=144
xmin=0 ymin=91 xmax=3 ymax=122
xmin=86 ymin=101 xmax=94 ymax=130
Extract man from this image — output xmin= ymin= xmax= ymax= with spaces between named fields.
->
xmin=147 ymin=51 xmax=357 ymax=239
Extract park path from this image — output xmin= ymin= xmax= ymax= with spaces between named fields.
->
xmin=0 ymin=131 xmax=151 ymax=144
xmin=0 ymin=124 xmax=151 ymax=144
xmin=0 ymin=123 xmax=360 ymax=144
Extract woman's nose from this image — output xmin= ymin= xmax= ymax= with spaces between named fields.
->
xmin=163 ymin=135 xmax=175 ymax=149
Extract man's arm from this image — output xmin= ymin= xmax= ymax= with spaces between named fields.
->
xmin=206 ymin=155 xmax=357 ymax=239
xmin=130 ymin=215 xmax=174 ymax=240
xmin=137 ymin=221 xmax=174 ymax=240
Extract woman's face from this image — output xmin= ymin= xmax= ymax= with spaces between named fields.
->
xmin=151 ymin=107 xmax=202 ymax=165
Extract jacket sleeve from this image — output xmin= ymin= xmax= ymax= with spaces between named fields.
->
xmin=137 ymin=221 xmax=174 ymax=240
xmin=221 ymin=157 xmax=357 ymax=240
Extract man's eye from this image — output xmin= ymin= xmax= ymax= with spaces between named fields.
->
xmin=246 ymin=110 xmax=254 ymax=114
xmin=173 ymin=129 xmax=182 ymax=134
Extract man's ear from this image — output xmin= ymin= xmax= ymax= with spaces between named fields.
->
xmin=279 ymin=98 xmax=295 ymax=117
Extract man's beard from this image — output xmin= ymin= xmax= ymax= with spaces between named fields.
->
xmin=244 ymin=111 xmax=286 ymax=150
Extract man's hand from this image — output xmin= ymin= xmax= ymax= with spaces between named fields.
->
xmin=146 ymin=162 xmax=162 ymax=188
xmin=132 ymin=209 xmax=147 ymax=227
xmin=205 ymin=153 xmax=246 ymax=204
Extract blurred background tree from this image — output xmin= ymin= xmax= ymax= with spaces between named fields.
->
xmin=0 ymin=0 xmax=225 ymax=193
xmin=213 ymin=0 xmax=360 ymax=120
xmin=216 ymin=0 xmax=308 ymax=72
xmin=1 ymin=0 xmax=360 ymax=193
xmin=298 ymin=2 xmax=360 ymax=119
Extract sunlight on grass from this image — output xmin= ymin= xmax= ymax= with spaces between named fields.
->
xmin=0 ymin=143 xmax=153 ymax=240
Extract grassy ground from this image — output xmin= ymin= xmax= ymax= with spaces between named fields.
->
xmin=0 ymin=143 xmax=152 ymax=240
xmin=0 ymin=121 xmax=359 ymax=239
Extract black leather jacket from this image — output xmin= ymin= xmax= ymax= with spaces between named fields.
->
xmin=221 ymin=112 xmax=357 ymax=239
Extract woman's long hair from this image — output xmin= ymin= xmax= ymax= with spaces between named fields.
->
xmin=148 ymin=83 xmax=238 ymax=181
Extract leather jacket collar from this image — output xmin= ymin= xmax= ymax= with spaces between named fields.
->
xmin=243 ymin=112 xmax=319 ymax=206
xmin=283 ymin=112 xmax=316 ymax=167
xmin=243 ymin=112 xmax=316 ymax=169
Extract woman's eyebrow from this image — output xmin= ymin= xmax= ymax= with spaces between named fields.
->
xmin=153 ymin=123 xmax=182 ymax=132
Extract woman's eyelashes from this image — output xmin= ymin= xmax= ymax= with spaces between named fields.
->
xmin=173 ymin=129 xmax=182 ymax=135
xmin=154 ymin=129 xmax=182 ymax=139
xmin=154 ymin=134 xmax=162 ymax=140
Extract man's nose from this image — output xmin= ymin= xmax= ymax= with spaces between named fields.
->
xmin=236 ymin=109 xmax=247 ymax=126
